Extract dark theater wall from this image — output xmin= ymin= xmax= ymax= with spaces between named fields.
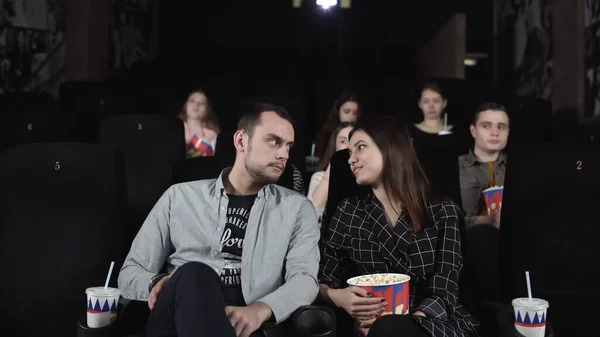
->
xmin=0 ymin=0 xmax=66 ymax=95
xmin=156 ymin=0 xmax=460 ymax=81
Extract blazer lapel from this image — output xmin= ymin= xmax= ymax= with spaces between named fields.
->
xmin=363 ymin=195 xmax=414 ymax=273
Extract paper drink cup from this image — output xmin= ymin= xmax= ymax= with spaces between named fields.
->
xmin=86 ymin=287 xmax=121 ymax=328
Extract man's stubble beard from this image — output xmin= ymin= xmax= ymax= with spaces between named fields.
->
xmin=244 ymin=141 xmax=282 ymax=185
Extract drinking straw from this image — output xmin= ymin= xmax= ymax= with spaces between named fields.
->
xmin=443 ymin=113 xmax=448 ymax=131
xmin=525 ymin=271 xmax=532 ymax=301
xmin=104 ymin=261 xmax=115 ymax=290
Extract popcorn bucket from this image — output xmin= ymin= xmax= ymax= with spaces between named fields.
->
xmin=482 ymin=185 xmax=504 ymax=215
xmin=347 ymin=273 xmax=411 ymax=315
xmin=190 ymin=135 xmax=215 ymax=156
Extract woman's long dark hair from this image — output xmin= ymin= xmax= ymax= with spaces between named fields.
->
xmin=316 ymin=122 xmax=354 ymax=172
xmin=319 ymin=91 xmax=361 ymax=137
xmin=178 ymin=89 xmax=221 ymax=133
xmin=351 ymin=116 xmax=430 ymax=232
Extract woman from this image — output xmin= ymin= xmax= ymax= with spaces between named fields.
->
xmin=408 ymin=82 xmax=469 ymax=154
xmin=412 ymin=82 xmax=453 ymax=135
xmin=179 ymin=89 xmax=221 ymax=158
xmin=314 ymin=91 xmax=360 ymax=158
xmin=308 ymin=122 xmax=354 ymax=222
xmin=318 ymin=116 xmax=478 ymax=337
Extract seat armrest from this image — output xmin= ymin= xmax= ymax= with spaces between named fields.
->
xmin=264 ymin=305 xmax=336 ymax=337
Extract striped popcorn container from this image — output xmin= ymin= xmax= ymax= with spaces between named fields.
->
xmin=86 ymin=287 xmax=121 ymax=328
xmin=347 ymin=273 xmax=411 ymax=315
xmin=191 ymin=135 xmax=215 ymax=156
xmin=482 ymin=185 xmax=503 ymax=215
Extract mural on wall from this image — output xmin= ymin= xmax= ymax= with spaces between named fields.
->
xmin=109 ymin=0 xmax=152 ymax=71
xmin=0 ymin=0 xmax=65 ymax=94
xmin=584 ymin=0 xmax=600 ymax=119
xmin=496 ymin=0 xmax=553 ymax=100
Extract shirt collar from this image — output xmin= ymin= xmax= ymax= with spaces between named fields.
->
xmin=213 ymin=167 xmax=268 ymax=199
xmin=464 ymin=149 xmax=507 ymax=167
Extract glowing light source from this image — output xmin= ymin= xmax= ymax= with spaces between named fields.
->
xmin=317 ymin=0 xmax=338 ymax=10
xmin=464 ymin=58 xmax=477 ymax=66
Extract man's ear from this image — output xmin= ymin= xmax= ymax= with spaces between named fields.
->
xmin=233 ymin=130 xmax=246 ymax=152
xmin=469 ymin=124 xmax=476 ymax=138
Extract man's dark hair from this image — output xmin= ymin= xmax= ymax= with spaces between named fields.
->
xmin=237 ymin=103 xmax=293 ymax=137
xmin=472 ymin=102 xmax=509 ymax=125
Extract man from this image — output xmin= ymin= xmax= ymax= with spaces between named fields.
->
xmin=459 ymin=102 xmax=510 ymax=228
xmin=118 ymin=103 xmax=320 ymax=337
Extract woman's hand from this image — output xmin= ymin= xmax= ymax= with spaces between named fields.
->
xmin=329 ymin=286 xmax=387 ymax=321
xmin=413 ymin=310 xmax=426 ymax=317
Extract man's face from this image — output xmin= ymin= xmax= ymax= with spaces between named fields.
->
xmin=470 ymin=109 xmax=510 ymax=153
xmin=243 ymin=111 xmax=295 ymax=185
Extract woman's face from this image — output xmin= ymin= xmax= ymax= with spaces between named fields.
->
xmin=418 ymin=89 xmax=447 ymax=120
xmin=185 ymin=92 xmax=208 ymax=120
xmin=348 ymin=130 xmax=383 ymax=186
xmin=339 ymin=101 xmax=358 ymax=123
xmin=335 ymin=126 xmax=353 ymax=151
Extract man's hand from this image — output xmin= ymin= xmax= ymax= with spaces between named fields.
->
xmin=148 ymin=275 xmax=172 ymax=310
xmin=493 ymin=210 xmax=502 ymax=229
xmin=473 ymin=211 xmax=501 ymax=229
xmin=357 ymin=317 xmax=376 ymax=335
xmin=225 ymin=301 xmax=273 ymax=337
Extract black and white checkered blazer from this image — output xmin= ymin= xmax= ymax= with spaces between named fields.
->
xmin=319 ymin=194 xmax=479 ymax=337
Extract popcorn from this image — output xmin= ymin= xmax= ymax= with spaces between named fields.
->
xmin=483 ymin=185 xmax=504 ymax=193
xmin=348 ymin=273 xmax=410 ymax=286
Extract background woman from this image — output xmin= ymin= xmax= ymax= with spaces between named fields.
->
xmin=178 ymin=89 xmax=221 ymax=158
xmin=308 ymin=122 xmax=354 ymax=222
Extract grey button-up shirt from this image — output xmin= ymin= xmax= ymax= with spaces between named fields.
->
xmin=458 ymin=150 xmax=507 ymax=227
xmin=118 ymin=168 xmax=321 ymax=322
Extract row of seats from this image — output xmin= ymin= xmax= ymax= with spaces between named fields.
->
xmin=2 ymin=140 xmax=600 ymax=337
xmin=0 ymin=101 xmax=598 ymax=247
xmin=4 ymin=79 xmax=600 ymax=148
xmin=0 ymin=111 xmax=300 ymax=239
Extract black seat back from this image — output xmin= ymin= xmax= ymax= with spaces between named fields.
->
xmin=499 ymin=142 xmax=600 ymax=337
xmin=99 ymin=114 xmax=185 ymax=239
xmin=0 ymin=143 xmax=127 ymax=337
xmin=0 ymin=110 xmax=69 ymax=153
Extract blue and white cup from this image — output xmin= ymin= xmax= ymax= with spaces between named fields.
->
xmin=512 ymin=297 xmax=549 ymax=337
xmin=86 ymin=287 xmax=121 ymax=328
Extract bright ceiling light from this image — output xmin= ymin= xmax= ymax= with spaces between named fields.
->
xmin=464 ymin=58 xmax=477 ymax=66
xmin=317 ymin=0 xmax=338 ymax=10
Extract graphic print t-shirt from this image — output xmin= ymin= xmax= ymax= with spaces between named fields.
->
xmin=219 ymin=193 xmax=257 ymax=300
